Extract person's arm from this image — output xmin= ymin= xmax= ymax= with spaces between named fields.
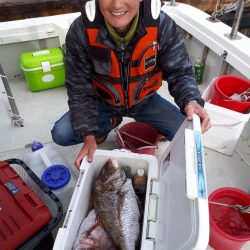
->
xmin=158 ymin=13 xmax=210 ymax=132
xmin=74 ymin=135 xmax=97 ymax=167
xmin=65 ymin=17 xmax=99 ymax=166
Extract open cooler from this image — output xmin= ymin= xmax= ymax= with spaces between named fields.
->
xmin=53 ymin=115 xmax=209 ymax=250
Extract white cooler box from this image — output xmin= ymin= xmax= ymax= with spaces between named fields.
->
xmin=53 ymin=115 xmax=209 ymax=250
xmin=202 ymin=79 xmax=250 ymax=155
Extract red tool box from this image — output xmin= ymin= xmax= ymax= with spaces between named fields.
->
xmin=0 ymin=159 xmax=63 ymax=250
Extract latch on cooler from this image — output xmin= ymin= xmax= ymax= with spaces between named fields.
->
xmin=41 ymin=61 xmax=52 ymax=72
xmin=32 ymin=50 xmax=52 ymax=72
xmin=146 ymin=178 xmax=159 ymax=241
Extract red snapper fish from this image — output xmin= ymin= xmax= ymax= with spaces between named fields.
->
xmin=73 ymin=209 xmax=117 ymax=250
xmin=94 ymin=158 xmax=141 ymax=250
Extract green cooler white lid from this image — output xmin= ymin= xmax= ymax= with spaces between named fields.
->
xmin=20 ymin=47 xmax=64 ymax=70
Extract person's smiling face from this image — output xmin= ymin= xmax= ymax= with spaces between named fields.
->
xmin=99 ymin=0 xmax=142 ymax=34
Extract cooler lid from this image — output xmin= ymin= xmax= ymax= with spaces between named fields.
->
xmin=20 ymin=47 xmax=64 ymax=69
xmin=42 ymin=164 xmax=71 ymax=190
xmin=154 ymin=115 xmax=209 ymax=250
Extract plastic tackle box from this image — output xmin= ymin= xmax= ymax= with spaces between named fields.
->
xmin=0 ymin=159 xmax=63 ymax=249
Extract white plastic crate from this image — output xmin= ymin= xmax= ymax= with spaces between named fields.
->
xmin=53 ymin=115 xmax=209 ymax=250
xmin=202 ymin=79 xmax=250 ymax=155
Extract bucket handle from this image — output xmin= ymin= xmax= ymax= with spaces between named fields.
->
xmin=117 ymin=130 xmax=158 ymax=150
xmin=136 ymin=145 xmax=158 ymax=150
xmin=120 ymin=131 xmax=155 ymax=145
xmin=122 ymin=139 xmax=158 ymax=150
xmin=117 ymin=130 xmax=126 ymax=148
xmin=33 ymin=50 xmax=50 ymax=57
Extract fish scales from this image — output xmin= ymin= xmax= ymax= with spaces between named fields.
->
xmin=94 ymin=159 xmax=140 ymax=250
xmin=73 ymin=209 xmax=117 ymax=250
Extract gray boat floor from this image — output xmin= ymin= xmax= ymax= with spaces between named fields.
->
xmin=0 ymin=77 xmax=250 ymax=249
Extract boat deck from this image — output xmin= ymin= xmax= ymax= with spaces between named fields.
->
xmin=0 ymin=76 xmax=250 ymax=249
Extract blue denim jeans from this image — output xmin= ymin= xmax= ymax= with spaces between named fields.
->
xmin=51 ymin=93 xmax=185 ymax=146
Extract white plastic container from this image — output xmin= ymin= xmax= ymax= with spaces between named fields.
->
xmin=202 ymin=79 xmax=250 ymax=155
xmin=53 ymin=115 xmax=209 ymax=250
xmin=24 ymin=141 xmax=77 ymax=212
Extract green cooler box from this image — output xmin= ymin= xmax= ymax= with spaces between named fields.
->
xmin=20 ymin=48 xmax=65 ymax=91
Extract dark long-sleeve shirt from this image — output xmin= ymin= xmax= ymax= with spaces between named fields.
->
xmin=64 ymin=8 xmax=204 ymax=137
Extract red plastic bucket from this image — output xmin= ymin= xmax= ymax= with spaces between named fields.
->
xmin=210 ymin=75 xmax=250 ymax=114
xmin=116 ymin=122 xmax=159 ymax=155
xmin=209 ymin=187 xmax=250 ymax=250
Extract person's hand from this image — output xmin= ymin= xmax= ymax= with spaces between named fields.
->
xmin=74 ymin=135 xmax=97 ymax=169
xmin=184 ymin=101 xmax=211 ymax=133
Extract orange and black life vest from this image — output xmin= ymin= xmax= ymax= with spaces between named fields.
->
xmin=82 ymin=1 xmax=162 ymax=108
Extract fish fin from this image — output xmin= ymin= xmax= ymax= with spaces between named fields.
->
xmin=95 ymin=215 xmax=105 ymax=230
xmin=85 ymin=222 xmax=99 ymax=237
xmin=79 ymin=235 xmax=98 ymax=249
xmin=88 ymin=235 xmax=100 ymax=248
xmin=117 ymin=192 xmax=125 ymax=227
xmin=88 ymin=190 xmax=95 ymax=210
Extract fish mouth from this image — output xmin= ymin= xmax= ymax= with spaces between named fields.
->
xmin=100 ymin=166 xmax=116 ymax=182
xmin=99 ymin=159 xmax=120 ymax=182
xmin=96 ymin=159 xmax=126 ymax=191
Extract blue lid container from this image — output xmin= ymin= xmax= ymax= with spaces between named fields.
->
xmin=41 ymin=165 xmax=71 ymax=190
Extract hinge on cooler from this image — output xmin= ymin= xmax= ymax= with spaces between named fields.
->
xmin=77 ymin=170 xmax=85 ymax=187
xmin=146 ymin=179 xmax=159 ymax=241
xmin=63 ymin=209 xmax=72 ymax=228
xmin=150 ymin=178 xmax=159 ymax=195
xmin=147 ymin=220 xmax=157 ymax=240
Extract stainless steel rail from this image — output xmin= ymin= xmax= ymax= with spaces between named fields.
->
xmin=0 ymin=63 xmax=24 ymax=127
